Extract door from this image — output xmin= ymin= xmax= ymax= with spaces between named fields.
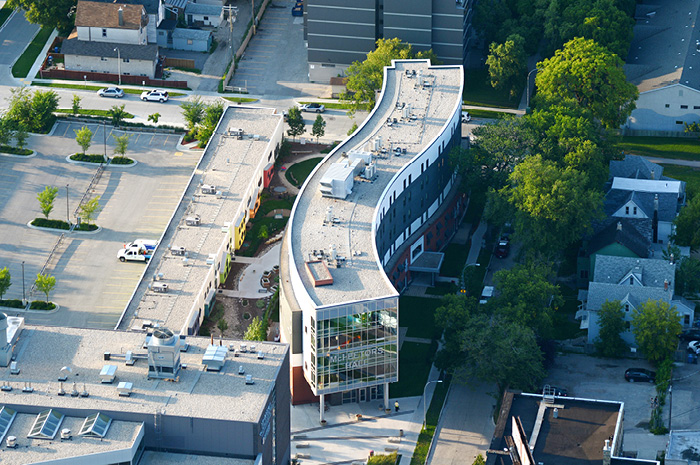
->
xmin=359 ymin=388 xmax=366 ymax=403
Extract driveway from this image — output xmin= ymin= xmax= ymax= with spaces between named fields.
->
xmin=0 ymin=9 xmax=40 ymax=89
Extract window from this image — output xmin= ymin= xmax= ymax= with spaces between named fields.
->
xmin=187 ymin=39 xmax=193 ymax=45
xmin=122 ymin=58 xmax=129 ymax=63
xmin=100 ymin=57 xmax=107 ymax=61
xmin=665 ymin=104 xmax=670 ymax=108
xmin=625 ymin=304 xmax=630 ymax=312
xmin=203 ymin=16 xmax=209 ymax=20
xmin=633 ymin=206 xmax=637 ymax=215
xmin=681 ymin=105 xmax=689 ymax=109
xmin=102 ymin=28 xmax=107 ymax=37
xmin=677 ymin=121 xmax=684 ymax=125
xmin=695 ymin=106 xmax=700 ymax=110
xmin=625 ymin=206 xmax=629 ymax=215
xmin=629 ymin=276 xmax=634 ymax=285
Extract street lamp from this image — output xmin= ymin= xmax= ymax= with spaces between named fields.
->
xmin=459 ymin=262 xmax=480 ymax=294
xmin=114 ymin=47 xmax=121 ymax=86
xmin=21 ymin=261 xmax=25 ymax=305
xmin=526 ymin=68 xmax=539 ymax=110
xmin=423 ymin=379 xmax=443 ymax=427
xmin=65 ymin=184 xmax=69 ymax=224
xmin=103 ymin=121 xmax=107 ymax=162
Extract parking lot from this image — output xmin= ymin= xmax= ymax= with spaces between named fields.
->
xmin=544 ymin=353 xmax=700 ymax=460
xmin=0 ymin=121 xmax=200 ymax=329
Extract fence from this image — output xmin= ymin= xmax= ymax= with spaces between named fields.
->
xmin=29 ymin=233 xmax=65 ymax=299
xmin=38 ymin=68 xmax=189 ymax=89
xmin=164 ymin=57 xmax=196 ymax=69
xmin=621 ymin=128 xmax=699 ymax=138
xmin=74 ymin=161 xmax=108 ymax=219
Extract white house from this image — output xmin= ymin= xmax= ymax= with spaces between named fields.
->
xmin=62 ymin=39 xmax=159 ymax=78
xmin=75 ymin=1 xmax=148 ymax=45
xmin=89 ymin=0 xmax=165 ymax=44
xmin=624 ymin=0 xmax=700 ymax=131
xmin=185 ymin=2 xmax=224 ymax=27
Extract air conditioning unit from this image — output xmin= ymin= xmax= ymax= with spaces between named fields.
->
xmin=201 ymin=184 xmax=216 ymax=194
xmin=153 ymin=283 xmax=168 ymax=293
xmin=117 ymin=381 xmax=133 ymax=397
xmin=60 ymin=429 xmax=71 ymax=440
xmin=6 ymin=436 xmax=17 ymax=448
xmin=185 ymin=215 xmax=201 ymax=226
xmin=245 ymin=374 xmax=254 ymax=385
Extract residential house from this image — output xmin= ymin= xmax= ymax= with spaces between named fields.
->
xmin=185 ymin=2 xmax=223 ymax=27
xmin=62 ymin=39 xmax=159 ymax=78
xmin=172 ymin=27 xmax=212 ymax=52
xmin=583 ymin=255 xmax=694 ymax=346
xmin=624 ymin=0 xmax=700 ymax=132
xmin=90 ymin=0 xmax=165 ymax=43
xmin=75 ymin=1 xmax=149 ymax=45
xmin=609 ymin=154 xmax=665 ymax=181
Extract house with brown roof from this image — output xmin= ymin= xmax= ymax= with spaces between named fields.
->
xmin=75 ymin=1 xmax=149 ymax=45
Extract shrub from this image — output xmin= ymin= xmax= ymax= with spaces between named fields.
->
xmin=75 ymin=223 xmax=98 ymax=231
xmin=110 ymin=156 xmax=134 ymax=165
xmin=31 ymin=218 xmax=70 ymax=230
xmin=0 ymin=145 xmax=32 ymax=155
xmin=0 ymin=299 xmax=24 ymax=309
xmin=29 ymin=300 xmax=55 ymax=310
xmin=70 ymin=153 xmax=106 ymax=163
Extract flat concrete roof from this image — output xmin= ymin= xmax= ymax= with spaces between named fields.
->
xmin=0 ymin=414 xmax=142 ymax=465
xmin=288 ymin=60 xmax=462 ymax=308
xmin=141 ymin=451 xmax=254 ymax=465
xmin=119 ymin=106 xmax=282 ymax=333
xmin=625 ymin=0 xmax=700 ymax=92
xmin=0 ymin=326 xmax=286 ymax=423
xmin=666 ymin=430 xmax=700 ymax=461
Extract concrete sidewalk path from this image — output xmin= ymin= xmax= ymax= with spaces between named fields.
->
xmin=427 ymin=381 xmax=497 ymax=465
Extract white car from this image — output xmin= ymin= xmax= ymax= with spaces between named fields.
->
xmin=98 ymin=87 xmax=124 ymax=98
xmin=140 ymin=89 xmax=169 ymax=102
xmin=461 ymin=111 xmax=471 ymax=123
xmin=688 ymin=340 xmax=700 ymax=354
xmin=479 ymin=285 xmax=494 ymax=305
xmin=300 ymin=103 xmax=325 ymax=113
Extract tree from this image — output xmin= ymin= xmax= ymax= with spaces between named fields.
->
xmin=434 ymin=295 xmax=480 ymax=372
xmin=79 ymin=196 xmax=101 ymax=225
xmin=503 ymin=155 xmax=603 ymax=253
xmin=676 ymin=257 xmax=700 ymax=297
xmin=180 ymin=96 xmax=206 ymax=132
xmin=594 ymin=300 xmax=628 ymax=358
xmin=244 ymin=316 xmax=267 ymax=341
xmin=217 ymin=318 xmax=228 ymax=338
xmin=0 ymin=117 xmax=14 ymax=147
xmin=196 ymin=101 xmax=224 ymax=146
xmin=37 ymin=186 xmax=59 ymax=219
xmin=14 ymin=126 xmax=28 ymax=150
xmin=340 ymin=38 xmax=439 ymax=113
xmin=0 ymin=268 xmax=11 ymax=300
xmin=74 ymin=125 xmax=93 ymax=155
xmin=5 ymin=87 xmax=34 ymax=132
xmin=112 ymin=133 xmax=129 ymax=158
xmin=71 ymin=94 xmax=82 ymax=115
xmin=632 ymin=299 xmax=682 ymax=364
xmin=347 ymin=122 xmax=358 ymax=136
xmin=673 ymin=195 xmax=700 ymax=250
xmin=286 ymin=107 xmax=305 ymax=141
xmin=31 ymin=90 xmax=59 ymax=132
xmin=148 ymin=113 xmax=160 ymax=124
xmin=491 ymin=262 xmax=561 ymax=337
xmin=311 ymin=114 xmax=326 ymax=143
xmin=259 ymin=225 xmax=269 ymax=240
xmin=473 ymin=455 xmax=486 ymax=465
xmin=486 ymin=34 xmax=527 ymax=99
xmin=7 ymin=0 xmax=76 ymax=32
xmin=34 ymin=273 xmax=56 ymax=303
xmin=108 ymin=104 xmax=127 ymax=127
xmin=535 ymin=37 xmax=638 ymax=128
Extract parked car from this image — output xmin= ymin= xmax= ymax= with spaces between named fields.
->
xmin=479 ymin=285 xmax=494 ymax=305
xmin=679 ymin=329 xmax=700 ymax=342
xmin=97 ymin=87 xmax=124 ymax=98
xmin=541 ymin=385 xmax=568 ymax=397
xmin=140 ymin=89 xmax=169 ymax=102
xmin=461 ymin=111 xmax=471 ymax=123
xmin=688 ymin=341 xmax=700 ymax=354
xmin=494 ymin=236 xmax=510 ymax=259
xmin=624 ymin=368 xmax=656 ymax=383
xmin=300 ymin=103 xmax=325 ymax=113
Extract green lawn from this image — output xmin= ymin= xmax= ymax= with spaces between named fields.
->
xmin=257 ymin=198 xmax=295 ymax=217
xmin=660 ymin=164 xmax=700 ymax=199
xmin=285 ymin=157 xmax=322 ymax=187
xmin=399 ymin=296 xmax=442 ymax=340
xmin=552 ymin=284 xmax=585 ymax=341
xmin=463 ymin=68 xmax=520 ymax=109
xmin=468 ymin=108 xmax=514 ymax=120
xmin=410 ymin=376 xmax=451 ymax=465
xmin=223 ymin=97 xmax=259 ymax=103
xmin=13 ymin=26 xmax=53 ymax=78
xmin=617 ymin=136 xmax=700 ymax=161
xmin=32 ymin=82 xmax=186 ymax=96
xmin=390 ymin=341 xmax=438 ymax=398
xmin=56 ymin=108 xmax=134 ymax=119
xmin=440 ymin=243 xmax=470 ymax=277
xmin=238 ymin=217 xmax=288 ymax=257
xmin=0 ymin=4 xmax=14 ymax=29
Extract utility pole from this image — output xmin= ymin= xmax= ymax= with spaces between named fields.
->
xmin=65 ymin=184 xmax=70 ymax=224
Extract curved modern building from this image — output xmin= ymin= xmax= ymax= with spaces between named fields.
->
xmin=280 ymin=60 xmax=464 ymax=415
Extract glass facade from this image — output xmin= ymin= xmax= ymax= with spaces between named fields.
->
xmin=310 ymin=297 xmax=399 ymax=394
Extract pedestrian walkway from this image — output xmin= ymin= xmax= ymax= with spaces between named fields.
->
xmin=218 ymin=243 xmax=280 ymax=298
xmin=643 ymin=156 xmax=700 ymax=168
xmin=277 ymin=152 xmax=325 ymax=194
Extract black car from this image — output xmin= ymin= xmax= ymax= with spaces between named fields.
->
xmin=680 ymin=329 xmax=700 ymax=342
xmin=624 ymin=368 xmax=656 ymax=383
xmin=494 ymin=237 xmax=510 ymax=259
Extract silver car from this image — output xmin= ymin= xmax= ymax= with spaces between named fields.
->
xmin=98 ymin=87 xmax=125 ymax=98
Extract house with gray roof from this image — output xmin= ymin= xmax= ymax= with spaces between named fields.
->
xmin=609 ymin=155 xmax=665 ymax=181
xmin=185 ymin=2 xmax=223 ymax=27
xmin=583 ymin=255 xmax=694 ymax=346
xmin=624 ymin=0 xmax=700 ymax=131
xmin=62 ymin=37 xmax=159 ymax=78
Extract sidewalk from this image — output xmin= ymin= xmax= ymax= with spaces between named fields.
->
xmin=218 ymin=243 xmax=280 ymax=298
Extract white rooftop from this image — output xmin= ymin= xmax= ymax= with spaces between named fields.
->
xmin=0 ymin=326 xmax=286 ymax=423
xmin=141 ymin=451 xmax=254 ymax=465
xmin=288 ymin=60 xmax=463 ymax=307
xmin=0 ymin=414 xmax=142 ymax=465
xmin=118 ymin=106 xmax=282 ymax=333
xmin=611 ymin=177 xmax=682 ymax=194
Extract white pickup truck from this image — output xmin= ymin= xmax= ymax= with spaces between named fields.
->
xmin=117 ymin=245 xmax=153 ymax=262
xmin=123 ymin=239 xmax=158 ymax=251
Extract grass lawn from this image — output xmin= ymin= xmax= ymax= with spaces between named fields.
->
xmin=257 ymin=198 xmax=295 ymax=217
xmin=424 ymin=281 xmax=458 ymax=296
xmin=223 ymin=97 xmax=259 ymax=103
xmin=13 ymin=26 xmax=53 ymax=78
xmin=660 ymin=164 xmax=700 ymax=199
xmin=56 ymin=108 xmax=134 ymax=118
xmin=390 ymin=340 xmax=438 ymax=398
xmin=285 ymin=157 xmax=322 ymax=187
xmin=462 ymin=68 xmax=520 ymax=109
xmin=617 ymin=136 xmax=700 ymax=161
xmin=440 ymin=243 xmax=469 ymax=277
xmin=552 ymin=284 xmax=585 ymax=341
xmin=0 ymin=4 xmax=14 ymax=29
xmin=468 ymin=108 xmax=514 ymax=120
xmin=32 ymin=82 xmax=186 ymax=96
xmin=238 ymin=217 xmax=288 ymax=257
xmin=399 ymin=296 xmax=442 ymax=340
xmin=410 ymin=376 xmax=451 ymax=465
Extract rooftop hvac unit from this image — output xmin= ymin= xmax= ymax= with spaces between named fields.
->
xmin=240 ymin=343 xmax=247 ymax=353
xmin=117 ymin=382 xmax=133 ymax=397
xmin=58 ymin=366 xmax=72 ymax=382
xmin=253 ymin=134 xmax=260 ymax=141
xmin=6 ymin=436 xmax=16 ymax=448
xmin=9 ymin=362 xmax=18 ymax=375
xmin=402 ymin=106 xmax=409 ymax=119
xmin=147 ymin=327 xmax=182 ymax=380
xmin=153 ymin=283 xmax=168 ymax=293
xmin=245 ymin=374 xmax=254 ymax=385
xmin=206 ymin=254 xmax=216 ymax=265
xmin=60 ymin=428 xmax=71 ymax=440
xmin=185 ymin=215 xmax=201 ymax=226
xmin=171 ymin=246 xmax=186 ymax=256
xmin=363 ymin=164 xmax=376 ymax=180
xmin=238 ymin=365 xmax=245 ymax=375
xmin=257 ymin=351 xmax=264 ymax=360
xmin=201 ymin=184 xmax=216 ymax=194
xmin=249 ymin=344 xmax=256 ymax=352
xmin=100 ymin=365 xmax=117 ymax=384
xmin=202 ymin=345 xmax=227 ymax=371
xmin=125 ymin=351 xmax=135 ymax=366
